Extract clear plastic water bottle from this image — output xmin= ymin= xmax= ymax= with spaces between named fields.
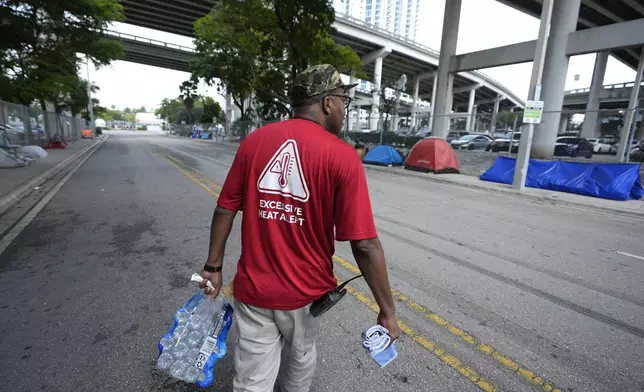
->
xmin=156 ymin=289 xmax=233 ymax=388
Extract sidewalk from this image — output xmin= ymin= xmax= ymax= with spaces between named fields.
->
xmin=0 ymin=138 xmax=99 ymax=213
xmin=363 ymin=165 xmax=644 ymax=218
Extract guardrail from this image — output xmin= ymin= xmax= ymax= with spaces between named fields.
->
xmin=564 ymin=81 xmax=644 ymax=95
xmin=104 ymin=29 xmax=195 ymax=52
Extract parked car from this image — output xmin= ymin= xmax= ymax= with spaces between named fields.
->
xmin=450 ymin=134 xmax=493 ymax=150
xmin=554 ymin=137 xmax=593 ymax=158
xmin=587 ymin=138 xmax=612 ymax=154
xmin=630 ymin=141 xmax=644 ymax=162
xmin=446 ymin=131 xmax=469 ymax=143
xmin=487 ymin=132 xmax=521 ymax=153
xmin=612 ymin=139 xmax=642 ymax=156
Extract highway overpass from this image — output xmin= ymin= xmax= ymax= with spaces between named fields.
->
xmin=448 ymin=0 xmax=644 ymax=157
xmin=118 ymin=0 xmax=523 ymax=133
xmin=112 ymin=30 xmax=641 ymax=113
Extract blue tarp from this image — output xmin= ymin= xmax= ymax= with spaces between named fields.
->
xmin=363 ymin=145 xmax=405 ymax=166
xmin=480 ymin=156 xmax=643 ymax=201
xmin=201 ymin=132 xmax=211 ymax=139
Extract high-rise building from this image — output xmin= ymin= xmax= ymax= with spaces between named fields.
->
xmin=339 ymin=0 xmax=421 ymax=41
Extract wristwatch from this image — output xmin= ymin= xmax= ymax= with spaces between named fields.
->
xmin=203 ymin=264 xmax=222 ymax=273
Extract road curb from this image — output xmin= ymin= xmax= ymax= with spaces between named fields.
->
xmin=0 ymin=136 xmax=108 ymax=217
xmin=363 ymin=165 xmax=644 ymax=219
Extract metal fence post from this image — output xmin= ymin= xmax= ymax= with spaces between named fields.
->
xmin=22 ymin=106 xmax=35 ymax=146
xmin=625 ymin=108 xmax=640 ymax=163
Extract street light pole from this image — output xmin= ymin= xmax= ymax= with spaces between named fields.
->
xmin=86 ymin=56 xmax=95 ymax=133
xmin=512 ymin=0 xmax=554 ymax=190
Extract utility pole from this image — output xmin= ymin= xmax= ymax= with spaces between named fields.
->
xmin=86 ymin=56 xmax=95 ymax=133
xmin=512 ymin=0 xmax=554 ymax=190
xmin=617 ymin=48 xmax=644 ymax=162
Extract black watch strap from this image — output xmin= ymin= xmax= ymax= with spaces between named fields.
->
xmin=203 ymin=264 xmax=222 ymax=273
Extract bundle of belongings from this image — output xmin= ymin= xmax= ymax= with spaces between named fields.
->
xmin=47 ymin=132 xmax=68 ymax=149
xmin=0 ymin=131 xmax=48 ymax=168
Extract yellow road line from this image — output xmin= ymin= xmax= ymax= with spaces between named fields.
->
xmin=164 ymin=155 xmax=562 ymax=392
xmin=164 ymin=156 xmax=220 ymax=197
xmin=335 ymin=274 xmax=497 ymax=392
xmin=333 ymin=256 xmax=562 ymax=392
xmin=163 ymin=154 xmax=222 ymax=191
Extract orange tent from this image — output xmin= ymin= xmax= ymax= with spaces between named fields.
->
xmin=81 ymin=129 xmax=94 ymax=139
xmin=405 ymin=137 xmax=460 ymax=174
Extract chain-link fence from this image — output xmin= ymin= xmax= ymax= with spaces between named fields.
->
xmin=341 ymin=108 xmax=644 ymax=173
xmin=166 ymin=107 xmax=643 ymax=163
xmin=0 ymin=99 xmax=85 ymax=147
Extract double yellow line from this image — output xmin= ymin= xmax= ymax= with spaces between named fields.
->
xmin=163 ymin=153 xmax=564 ymax=392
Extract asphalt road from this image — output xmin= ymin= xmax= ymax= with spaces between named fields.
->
xmin=1 ymin=131 xmax=643 ymax=392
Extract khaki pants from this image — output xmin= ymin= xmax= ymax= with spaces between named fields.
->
xmin=233 ymin=299 xmax=322 ymax=392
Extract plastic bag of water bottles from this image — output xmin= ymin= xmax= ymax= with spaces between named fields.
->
xmin=156 ymin=284 xmax=233 ymax=388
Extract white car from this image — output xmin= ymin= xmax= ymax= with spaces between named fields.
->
xmin=587 ymin=138 xmax=612 ymax=154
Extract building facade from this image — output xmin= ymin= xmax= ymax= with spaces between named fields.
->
xmin=339 ymin=0 xmax=421 ymax=41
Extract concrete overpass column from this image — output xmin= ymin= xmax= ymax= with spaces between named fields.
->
xmin=371 ymin=56 xmax=384 ymax=131
xmin=431 ymin=0 xmax=461 ymax=138
xmin=490 ymin=95 xmax=501 ymax=133
xmin=348 ymin=74 xmax=358 ymax=132
xmin=361 ymin=47 xmax=391 ymax=132
xmin=428 ymin=73 xmax=438 ymax=134
xmin=411 ymin=76 xmax=420 ymax=130
xmin=580 ymin=51 xmax=608 ymax=139
xmin=559 ymin=113 xmax=569 ymax=135
xmin=531 ymin=0 xmax=582 ymax=158
xmin=618 ymin=47 xmax=644 ymax=161
xmin=472 ymin=105 xmax=482 ymax=132
xmin=465 ymin=87 xmax=476 ymax=132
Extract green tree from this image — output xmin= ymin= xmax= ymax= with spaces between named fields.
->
xmin=200 ymin=96 xmax=223 ymax=123
xmin=496 ymin=110 xmax=523 ymax=130
xmin=0 ymin=0 xmax=124 ymax=107
xmin=179 ymin=79 xmax=199 ymax=124
xmin=155 ymin=98 xmax=185 ymax=123
xmin=191 ymin=0 xmax=364 ymax=125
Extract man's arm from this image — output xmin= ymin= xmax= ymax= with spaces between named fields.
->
xmin=200 ymin=142 xmax=246 ymax=298
xmin=334 ymin=152 xmax=400 ymax=340
xmin=200 ymin=205 xmax=237 ymax=299
xmin=350 ymin=238 xmax=400 ymax=340
xmin=350 ymin=238 xmax=395 ymax=316
xmin=205 ymin=205 xmax=237 ymax=269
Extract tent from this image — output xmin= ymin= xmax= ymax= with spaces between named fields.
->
xmin=81 ymin=129 xmax=94 ymax=139
xmin=481 ymin=156 xmax=643 ymax=201
xmin=405 ymin=137 xmax=459 ymax=174
xmin=363 ymin=145 xmax=405 ymax=166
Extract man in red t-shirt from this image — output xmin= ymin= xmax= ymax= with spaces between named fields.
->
xmin=200 ymin=64 xmax=400 ymax=392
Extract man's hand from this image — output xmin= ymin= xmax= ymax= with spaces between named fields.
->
xmin=200 ymin=270 xmax=222 ymax=300
xmin=377 ymin=310 xmax=401 ymax=342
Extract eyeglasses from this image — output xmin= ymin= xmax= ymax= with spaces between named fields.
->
xmin=326 ymin=94 xmax=352 ymax=109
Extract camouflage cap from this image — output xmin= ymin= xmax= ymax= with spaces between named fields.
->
xmin=290 ymin=64 xmax=358 ymax=103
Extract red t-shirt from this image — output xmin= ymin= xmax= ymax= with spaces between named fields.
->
xmin=217 ymin=118 xmax=378 ymax=310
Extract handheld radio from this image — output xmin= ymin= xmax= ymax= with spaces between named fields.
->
xmin=310 ymin=274 xmax=364 ymax=317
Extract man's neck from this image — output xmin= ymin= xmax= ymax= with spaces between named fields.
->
xmin=293 ymin=114 xmax=325 ymax=129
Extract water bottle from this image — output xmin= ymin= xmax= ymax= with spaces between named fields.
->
xmin=157 ymin=288 xmax=233 ymax=388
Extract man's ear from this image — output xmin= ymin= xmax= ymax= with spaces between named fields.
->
xmin=322 ymin=95 xmax=332 ymax=115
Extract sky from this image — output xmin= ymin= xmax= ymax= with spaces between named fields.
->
xmin=85 ymin=0 xmax=637 ymax=113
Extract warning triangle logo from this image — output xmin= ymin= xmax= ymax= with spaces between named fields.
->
xmin=257 ymin=139 xmax=310 ymax=202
